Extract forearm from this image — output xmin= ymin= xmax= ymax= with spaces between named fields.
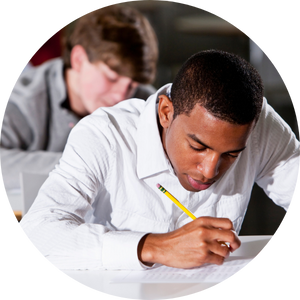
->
xmin=139 ymin=232 xmax=201 ymax=268
xmin=22 ymin=204 xmax=149 ymax=270
xmin=139 ymin=232 xmax=183 ymax=266
xmin=137 ymin=233 xmax=155 ymax=267
xmin=20 ymin=163 xmax=149 ymax=270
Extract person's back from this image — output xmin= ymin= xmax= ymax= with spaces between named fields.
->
xmin=1 ymin=5 xmax=158 ymax=190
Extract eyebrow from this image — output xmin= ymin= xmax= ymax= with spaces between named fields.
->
xmin=187 ymin=134 xmax=246 ymax=153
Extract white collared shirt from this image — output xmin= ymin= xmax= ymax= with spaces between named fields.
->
xmin=20 ymin=84 xmax=299 ymax=270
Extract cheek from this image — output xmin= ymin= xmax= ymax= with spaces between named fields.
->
xmin=89 ymin=84 xmax=106 ymax=98
xmin=82 ymin=82 xmax=108 ymax=103
xmin=168 ymin=142 xmax=196 ymax=171
xmin=81 ymin=70 xmax=110 ymax=98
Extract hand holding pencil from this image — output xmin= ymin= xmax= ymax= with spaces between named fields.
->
xmin=156 ymin=184 xmax=231 ymax=248
xmin=137 ymin=184 xmax=241 ymax=269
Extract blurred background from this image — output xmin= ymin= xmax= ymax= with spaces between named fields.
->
xmin=25 ymin=0 xmax=299 ymax=235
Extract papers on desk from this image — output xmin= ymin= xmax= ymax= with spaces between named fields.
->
xmin=112 ymin=256 xmax=252 ymax=283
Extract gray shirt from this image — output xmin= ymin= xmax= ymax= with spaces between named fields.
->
xmin=1 ymin=58 xmax=156 ymax=190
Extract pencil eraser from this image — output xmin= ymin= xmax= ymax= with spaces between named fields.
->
xmin=156 ymin=183 xmax=160 ymax=188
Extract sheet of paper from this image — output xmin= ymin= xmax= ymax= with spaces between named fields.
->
xmin=111 ymin=256 xmax=252 ymax=283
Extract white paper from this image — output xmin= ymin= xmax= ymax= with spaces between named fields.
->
xmin=111 ymin=256 xmax=252 ymax=283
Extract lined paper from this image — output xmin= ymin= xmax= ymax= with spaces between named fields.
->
xmin=112 ymin=257 xmax=252 ymax=283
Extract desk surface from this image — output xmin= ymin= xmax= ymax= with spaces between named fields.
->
xmin=63 ymin=235 xmax=271 ymax=299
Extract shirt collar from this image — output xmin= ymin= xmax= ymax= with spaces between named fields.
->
xmin=136 ymin=84 xmax=172 ymax=179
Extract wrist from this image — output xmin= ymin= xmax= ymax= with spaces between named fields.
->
xmin=138 ymin=233 xmax=159 ymax=266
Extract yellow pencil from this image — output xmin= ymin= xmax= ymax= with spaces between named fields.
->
xmin=156 ymin=183 xmax=229 ymax=248
xmin=156 ymin=183 xmax=196 ymax=220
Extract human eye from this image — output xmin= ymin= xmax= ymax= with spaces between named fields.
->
xmin=227 ymin=153 xmax=238 ymax=158
xmin=226 ymin=152 xmax=239 ymax=158
xmin=105 ymin=69 xmax=119 ymax=82
xmin=189 ymin=144 xmax=206 ymax=152
xmin=107 ymin=75 xmax=118 ymax=83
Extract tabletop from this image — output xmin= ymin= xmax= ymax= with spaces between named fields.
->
xmin=63 ymin=235 xmax=271 ymax=299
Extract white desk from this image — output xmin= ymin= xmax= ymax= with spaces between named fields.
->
xmin=63 ymin=235 xmax=271 ymax=299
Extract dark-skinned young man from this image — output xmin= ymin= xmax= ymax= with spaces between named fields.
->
xmin=20 ymin=50 xmax=299 ymax=270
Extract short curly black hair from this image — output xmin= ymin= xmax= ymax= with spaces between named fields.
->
xmin=170 ymin=50 xmax=264 ymax=124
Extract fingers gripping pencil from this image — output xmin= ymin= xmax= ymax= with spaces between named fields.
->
xmin=156 ymin=183 xmax=229 ymax=248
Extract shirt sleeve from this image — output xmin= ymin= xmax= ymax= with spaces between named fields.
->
xmin=254 ymin=99 xmax=300 ymax=210
xmin=20 ymin=115 xmax=150 ymax=270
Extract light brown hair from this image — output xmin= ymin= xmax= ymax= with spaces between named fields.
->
xmin=62 ymin=5 xmax=158 ymax=84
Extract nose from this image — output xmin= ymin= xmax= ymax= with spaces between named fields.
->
xmin=111 ymin=78 xmax=134 ymax=104
xmin=197 ymin=152 xmax=220 ymax=180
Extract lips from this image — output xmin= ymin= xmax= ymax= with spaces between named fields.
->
xmin=187 ymin=175 xmax=214 ymax=191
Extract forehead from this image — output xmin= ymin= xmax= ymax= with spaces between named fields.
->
xmin=173 ymin=104 xmax=254 ymax=151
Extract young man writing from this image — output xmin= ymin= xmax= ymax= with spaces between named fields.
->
xmin=1 ymin=5 xmax=158 ymax=190
xmin=20 ymin=50 xmax=299 ymax=270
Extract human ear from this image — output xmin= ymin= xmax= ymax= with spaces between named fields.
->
xmin=158 ymin=95 xmax=174 ymax=128
xmin=70 ymin=45 xmax=89 ymax=71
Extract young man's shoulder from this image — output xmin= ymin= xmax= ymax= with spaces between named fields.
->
xmin=10 ymin=58 xmax=63 ymax=104
xmin=87 ymin=98 xmax=149 ymax=130
xmin=246 ymin=97 xmax=299 ymax=171
xmin=253 ymin=97 xmax=297 ymax=141
xmin=69 ymin=85 xmax=168 ymax=156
